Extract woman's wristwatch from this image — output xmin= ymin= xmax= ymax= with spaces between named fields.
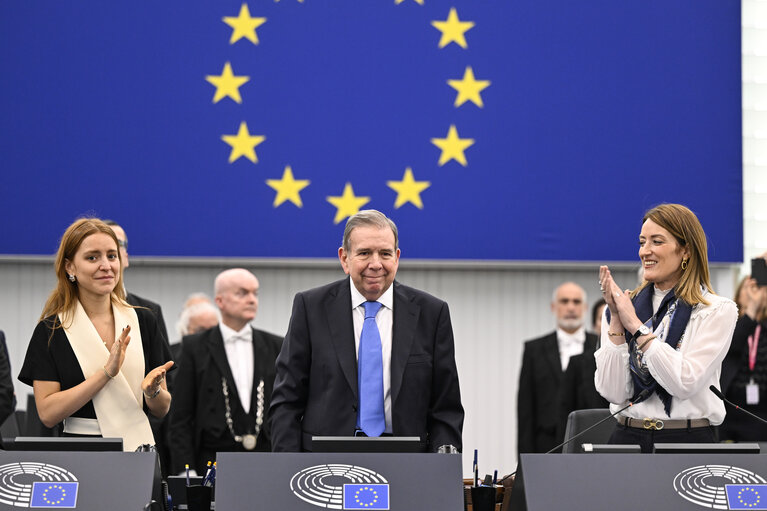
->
xmin=144 ymin=387 xmax=161 ymax=399
xmin=631 ymin=324 xmax=651 ymax=342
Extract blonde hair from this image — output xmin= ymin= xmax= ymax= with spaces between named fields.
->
xmin=41 ymin=218 xmax=128 ymax=326
xmin=629 ymin=204 xmax=712 ymax=306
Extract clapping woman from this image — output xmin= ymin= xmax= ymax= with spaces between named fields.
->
xmin=18 ymin=218 xmax=173 ymax=450
xmin=595 ymin=204 xmax=738 ymax=452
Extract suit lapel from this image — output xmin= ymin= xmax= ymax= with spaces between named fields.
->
xmin=543 ymin=333 xmax=563 ymax=379
xmin=325 ymin=279 xmax=358 ymax=400
xmin=391 ymin=282 xmax=418 ymax=407
xmin=207 ymin=327 xmax=241 ymax=406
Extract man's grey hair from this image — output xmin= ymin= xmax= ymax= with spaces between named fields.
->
xmin=551 ymin=282 xmax=588 ymax=305
xmin=342 ymin=210 xmax=399 ymax=253
xmin=175 ymin=301 xmax=220 ymax=338
xmin=183 ymin=292 xmax=212 ymax=308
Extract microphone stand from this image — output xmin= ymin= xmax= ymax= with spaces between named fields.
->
xmin=498 ymin=389 xmax=651 ymax=484
xmin=709 ymin=385 xmax=767 ymax=426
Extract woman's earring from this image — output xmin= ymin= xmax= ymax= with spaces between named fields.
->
xmin=67 ymin=273 xmax=76 ymax=282
xmin=681 ymin=259 xmax=688 ymax=271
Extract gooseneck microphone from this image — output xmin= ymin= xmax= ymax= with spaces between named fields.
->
xmin=498 ymin=388 xmax=652 ymax=484
xmin=709 ymin=385 xmax=767 ymax=426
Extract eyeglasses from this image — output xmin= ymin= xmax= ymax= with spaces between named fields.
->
xmin=117 ymin=239 xmax=128 ymax=250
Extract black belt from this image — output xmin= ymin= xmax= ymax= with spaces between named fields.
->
xmin=616 ymin=416 xmax=710 ymax=430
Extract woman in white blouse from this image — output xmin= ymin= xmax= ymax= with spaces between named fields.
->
xmin=596 ymin=203 xmax=738 ymax=452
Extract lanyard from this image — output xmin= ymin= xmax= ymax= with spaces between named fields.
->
xmin=748 ymin=324 xmax=762 ymax=372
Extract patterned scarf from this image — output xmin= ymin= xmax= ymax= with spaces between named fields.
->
xmin=607 ymin=285 xmax=693 ymax=416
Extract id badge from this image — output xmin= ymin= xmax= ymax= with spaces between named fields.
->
xmin=746 ymin=380 xmax=760 ymax=405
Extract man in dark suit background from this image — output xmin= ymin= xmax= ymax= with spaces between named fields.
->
xmin=169 ymin=269 xmax=282 ymax=474
xmin=269 ymin=210 xmax=463 ymax=453
xmin=517 ymin=282 xmax=598 ymax=453
xmin=105 ymin=220 xmax=169 ymax=341
xmin=559 ymin=298 xmax=608 ymax=430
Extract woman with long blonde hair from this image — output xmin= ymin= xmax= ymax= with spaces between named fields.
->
xmin=18 ymin=218 xmax=173 ymax=451
xmin=596 ymin=204 xmax=738 ymax=452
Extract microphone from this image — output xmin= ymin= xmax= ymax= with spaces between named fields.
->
xmin=498 ymin=388 xmax=652 ymax=483
xmin=709 ymin=385 xmax=767 ymax=426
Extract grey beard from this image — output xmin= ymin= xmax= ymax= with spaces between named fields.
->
xmin=558 ymin=318 xmax=583 ymax=331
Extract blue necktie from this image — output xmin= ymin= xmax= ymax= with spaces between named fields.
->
xmin=358 ymin=301 xmax=385 ymax=436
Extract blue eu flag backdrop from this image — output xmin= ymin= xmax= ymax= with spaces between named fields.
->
xmin=0 ymin=1 xmax=741 ymax=262
xmin=30 ymin=482 xmax=79 ymax=508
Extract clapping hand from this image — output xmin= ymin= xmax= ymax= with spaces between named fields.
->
xmin=104 ymin=325 xmax=131 ymax=378
xmin=599 ymin=266 xmax=641 ymax=335
xmin=142 ymin=361 xmax=174 ymax=398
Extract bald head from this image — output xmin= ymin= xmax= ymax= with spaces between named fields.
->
xmin=551 ymin=282 xmax=587 ymax=333
xmin=214 ymin=268 xmax=260 ymax=331
xmin=107 ymin=223 xmax=129 ymax=271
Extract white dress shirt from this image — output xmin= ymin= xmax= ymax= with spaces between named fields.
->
xmin=557 ymin=326 xmax=586 ymax=371
xmin=350 ymin=279 xmax=394 ymax=434
xmin=220 ymin=322 xmax=254 ymax=414
xmin=595 ymin=290 xmax=738 ymax=425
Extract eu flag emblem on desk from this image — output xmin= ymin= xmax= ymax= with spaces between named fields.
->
xmin=30 ymin=482 xmax=79 ymax=508
xmin=343 ymin=484 xmax=389 ymax=509
xmin=726 ymin=485 xmax=767 ymax=509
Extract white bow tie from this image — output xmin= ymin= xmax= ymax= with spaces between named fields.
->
xmin=227 ymin=333 xmax=250 ymax=344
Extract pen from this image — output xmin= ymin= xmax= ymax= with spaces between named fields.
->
xmin=493 ymin=470 xmax=498 ymax=486
xmin=202 ymin=461 xmax=212 ymax=485
xmin=185 ymin=464 xmax=190 ymax=486
xmin=204 ymin=462 xmax=217 ymax=487
xmin=473 ymin=449 xmax=478 ymax=487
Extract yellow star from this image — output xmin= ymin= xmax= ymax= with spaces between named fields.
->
xmin=395 ymin=0 xmax=424 ymax=4
xmin=431 ymin=8 xmax=474 ymax=49
xmin=266 ymin=166 xmax=310 ymax=207
xmin=430 ymin=125 xmax=475 ymax=166
xmin=326 ymin=183 xmax=370 ymax=224
xmin=206 ymin=62 xmax=250 ymax=104
xmin=221 ymin=121 xmax=265 ymax=164
xmin=447 ymin=66 xmax=491 ymax=108
xmin=387 ymin=168 xmax=431 ymax=209
xmin=223 ymin=4 xmax=267 ymax=45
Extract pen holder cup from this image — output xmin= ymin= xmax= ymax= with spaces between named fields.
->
xmin=186 ymin=485 xmax=212 ymax=511
xmin=470 ymin=486 xmax=497 ymax=511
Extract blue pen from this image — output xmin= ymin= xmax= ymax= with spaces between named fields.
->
xmin=493 ymin=470 xmax=498 ymax=486
xmin=473 ymin=449 xmax=478 ymax=487
xmin=204 ymin=462 xmax=217 ymax=487
xmin=201 ymin=461 xmax=212 ymax=485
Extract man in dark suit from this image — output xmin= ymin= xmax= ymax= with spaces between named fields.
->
xmin=105 ymin=220 xmax=169 ymax=341
xmin=517 ymin=282 xmax=598 ymax=453
xmin=269 ymin=210 xmax=464 ymax=453
xmin=169 ymin=269 xmax=282 ymax=474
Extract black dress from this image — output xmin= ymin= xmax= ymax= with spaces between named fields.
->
xmin=18 ymin=307 xmax=172 ymax=421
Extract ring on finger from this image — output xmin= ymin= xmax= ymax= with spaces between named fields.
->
xmin=615 ymin=292 xmax=621 ymax=298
